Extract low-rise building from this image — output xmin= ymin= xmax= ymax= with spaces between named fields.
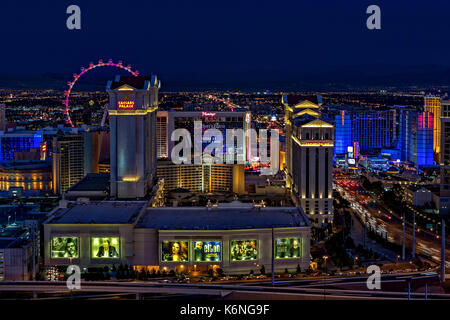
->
xmin=404 ymin=186 xmax=433 ymax=206
xmin=43 ymin=201 xmax=311 ymax=275
xmin=156 ymin=160 xmax=245 ymax=195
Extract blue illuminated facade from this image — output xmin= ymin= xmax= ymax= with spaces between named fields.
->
xmin=334 ymin=109 xmax=396 ymax=156
xmin=0 ymin=130 xmax=43 ymax=161
xmin=398 ymin=110 xmax=433 ymax=166
xmin=334 ymin=111 xmax=352 ymax=156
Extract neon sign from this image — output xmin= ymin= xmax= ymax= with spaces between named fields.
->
xmin=202 ymin=112 xmax=216 ymax=117
xmin=118 ymin=100 xmax=135 ymax=110
xmin=118 ymin=94 xmax=135 ymax=110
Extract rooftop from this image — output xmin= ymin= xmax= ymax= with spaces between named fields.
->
xmin=66 ymin=173 xmax=110 ymax=192
xmin=0 ymin=239 xmax=17 ymax=249
xmin=0 ymin=160 xmax=51 ymax=171
xmin=45 ymin=201 xmax=147 ymax=225
xmin=282 ymin=94 xmax=322 ymax=106
xmin=107 ymin=75 xmax=159 ymax=90
xmin=136 ymin=206 xmax=311 ymax=230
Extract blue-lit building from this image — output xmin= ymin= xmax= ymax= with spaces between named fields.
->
xmin=334 ymin=111 xmax=352 ymax=156
xmin=334 ymin=109 xmax=396 ymax=156
xmin=398 ymin=110 xmax=434 ymax=167
xmin=0 ymin=129 xmax=43 ymax=161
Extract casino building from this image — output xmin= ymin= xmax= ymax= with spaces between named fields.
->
xmin=157 ymin=110 xmax=251 ymax=162
xmin=43 ymin=201 xmax=311 ymax=274
xmin=283 ymin=95 xmax=334 ymax=227
xmin=43 ymin=75 xmax=311 ymax=275
xmin=107 ymin=75 xmax=160 ymax=199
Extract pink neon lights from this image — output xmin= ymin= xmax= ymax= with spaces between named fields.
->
xmin=202 ymin=112 xmax=216 ymax=117
xmin=63 ymin=59 xmax=139 ymax=127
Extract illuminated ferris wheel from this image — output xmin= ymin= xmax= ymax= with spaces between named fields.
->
xmin=63 ymin=59 xmax=139 ymax=127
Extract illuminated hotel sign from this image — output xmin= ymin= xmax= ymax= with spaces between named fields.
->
xmin=117 ymin=93 xmax=135 ymax=110
xmin=201 ymin=112 xmax=216 ymax=117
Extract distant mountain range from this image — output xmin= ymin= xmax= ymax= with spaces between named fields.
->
xmin=1 ymin=65 xmax=450 ymax=92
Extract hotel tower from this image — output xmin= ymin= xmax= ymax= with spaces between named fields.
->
xmin=107 ymin=75 xmax=160 ymax=199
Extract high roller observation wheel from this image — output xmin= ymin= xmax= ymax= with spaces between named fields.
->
xmin=63 ymin=59 xmax=139 ymax=127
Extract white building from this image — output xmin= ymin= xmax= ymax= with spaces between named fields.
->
xmin=283 ymin=95 xmax=334 ymax=227
xmin=107 ymin=75 xmax=160 ymax=199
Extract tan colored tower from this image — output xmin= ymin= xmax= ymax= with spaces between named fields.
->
xmin=424 ymin=96 xmax=441 ymax=161
xmin=282 ymin=95 xmax=335 ymax=227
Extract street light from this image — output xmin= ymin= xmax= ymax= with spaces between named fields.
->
xmin=322 ymin=255 xmax=328 ymax=300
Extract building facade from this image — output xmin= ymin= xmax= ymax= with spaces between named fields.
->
xmin=156 ymin=111 xmax=168 ymax=159
xmin=83 ymin=127 xmax=110 ymax=176
xmin=43 ymin=202 xmax=311 ymax=275
xmin=52 ymin=133 xmax=84 ymax=195
xmin=161 ymin=110 xmax=251 ymax=163
xmin=0 ymin=129 xmax=42 ymax=161
xmin=283 ymin=95 xmax=334 ymax=227
xmin=424 ymin=95 xmax=441 ymax=161
xmin=334 ymin=109 xmax=396 ymax=155
xmin=0 ymin=160 xmax=52 ymax=192
xmin=107 ymin=75 xmax=160 ymax=199
xmin=398 ymin=110 xmax=434 ymax=166
xmin=156 ymin=161 xmax=245 ymax=195
xmin=440 ymin=99 xmax=450 ymax=200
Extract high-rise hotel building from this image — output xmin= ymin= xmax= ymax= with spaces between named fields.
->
xmin=156 ymin=111 xmax=168 ymax=159
xmin=156 ymin=110 xmax=251 ymax=162
xmin=424 ymin=95 xmax=441 ymax=161
xmin=52 ymin=133 xmax=84 ymax=195
xmin=398 ymin=110 xmax=434 ymax=167
xmin=283 ymin=95 xmax=334 ymax=226
xmin=440 ymin=99 xmax=450 ymax=197
xmin=334 ymin=108 xmax=396 ymax=156
xmin=157 ymin=161 xmax=245 ymax=195
xmin=107 ymin=75 xmax=160 ymax=199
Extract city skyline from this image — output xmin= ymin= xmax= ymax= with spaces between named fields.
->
xmin=0 ymin=0 xmax=449 ymax=306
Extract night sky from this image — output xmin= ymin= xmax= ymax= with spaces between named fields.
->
xmin=1 ymin=0 xmax=450 ymax=87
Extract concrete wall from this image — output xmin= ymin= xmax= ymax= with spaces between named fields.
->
xmin=2 ymin=245 xmax=34 ymax=281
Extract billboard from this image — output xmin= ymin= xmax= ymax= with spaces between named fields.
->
xmin=161 ymin=241 xmax=189 ymax=262
xmin=193 ymin=241 xmax=222 ymax=262
xmin=230 ymin=240 xmax=258 ymax=261
xmin=275 ymin=238 xmax=302 ymax=259
xmin=91 ymin=237 xmax=120 ymax=258
xmin=51 ymin=237 xmax=79 ymax=258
